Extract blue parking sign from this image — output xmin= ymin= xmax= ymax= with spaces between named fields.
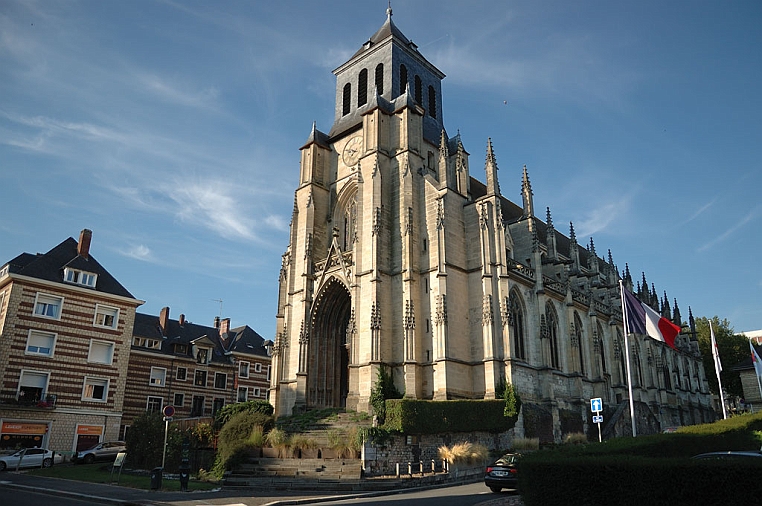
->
xmin=590 ymin=398 xmax=602 ymax=412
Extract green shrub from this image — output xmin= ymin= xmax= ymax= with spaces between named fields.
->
xmin=370 ymin=366 xmax=403 ymax=424
xmin=213 ymin=400 xmax=274 ymax=430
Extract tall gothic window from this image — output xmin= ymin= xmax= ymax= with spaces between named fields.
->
xmin=428 ymin=85 xmax=437 ymax=118
xmin=546 ymin=303 xmax=560 ymax=369
xmin=597 ymin=322 xmax=607 ymax=374
xmin=399 ymin=64 xmax=408 ymax=96
xmin=358 ymin=69 xmax=368 ymax=107
xmin=342 ymin=83 xmax=351 ymax=116
xmin=574 ymin=313 xmax=585 ymax=376
xmin=375 ymin=63 xmax=384 ymax=95
xmin=510 ymin=291 xmax=525 ymax=360
xmin=414 ymin=75 xmax=422 ymax=104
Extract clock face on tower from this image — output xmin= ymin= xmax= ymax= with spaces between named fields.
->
xmin=341 ymin=135 xmax=363 ymax=166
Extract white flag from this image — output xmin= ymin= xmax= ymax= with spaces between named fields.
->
xmin=710 ymin=321 xmax=722 ymax=373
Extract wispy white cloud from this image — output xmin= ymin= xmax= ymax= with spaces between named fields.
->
xmin=124 ymin=244 xmax=152 ymax=262
xmin=575 ymin=199 xmax=631 ymax=238
xmin=681 ymin=198 xmax=717 ymax=226
xmin=134 ymin=72 xmax=221 ymax=110
xmin=697 ymin=210 xmax=757 ymax=252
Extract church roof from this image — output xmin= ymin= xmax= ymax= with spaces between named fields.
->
xmin=350 ymin=7 xmax=413 ymax=60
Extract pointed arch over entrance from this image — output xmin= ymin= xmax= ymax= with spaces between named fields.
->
xmin=309 ymin=277 xmax=351 ymax=409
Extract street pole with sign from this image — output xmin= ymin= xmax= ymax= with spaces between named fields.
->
xmin=590 ymin=398 xmax=603 ymax=443
xmin=161 ymin=405 xmax=175 ymax=469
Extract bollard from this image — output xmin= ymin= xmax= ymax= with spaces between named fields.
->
xmin=395 ymin=462 xmax=400 ymax=478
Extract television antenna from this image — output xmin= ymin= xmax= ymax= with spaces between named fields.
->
xmin=211 ymin=299 xmax=223 ymax=317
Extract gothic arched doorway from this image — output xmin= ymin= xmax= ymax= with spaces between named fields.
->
xmin=309 ymin=277 xmax=351 ymax=409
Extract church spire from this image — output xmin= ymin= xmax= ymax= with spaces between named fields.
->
xmin=485 ymin=138 xmax=500 ymax=196
xmin=438 ymin=129 xmax=449 ymax=187
xmin=521 ymin=164 xmax=534 ymax=218
xmin=545 ymin=207 xmax=557 ymax=260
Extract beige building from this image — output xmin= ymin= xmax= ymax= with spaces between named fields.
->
xmin=270 ymin=9 xmax=715 ymax=440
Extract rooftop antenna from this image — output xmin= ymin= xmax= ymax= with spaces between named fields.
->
xmin=211 ymin=299 xmax=223 ymax=318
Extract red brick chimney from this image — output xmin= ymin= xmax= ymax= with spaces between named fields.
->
xmin=78 ymin=229 xmax=92 ymax=259
xmin=220 ymin=318 xmax=231 ymax=335
xmin=159 ymin=307 xmax=170 ymax=336
xmin=179 ymin=314 xmax=185 ymax=326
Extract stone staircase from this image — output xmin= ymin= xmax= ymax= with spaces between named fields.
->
xmin=223 ymin=410 xmax=372 ymax=487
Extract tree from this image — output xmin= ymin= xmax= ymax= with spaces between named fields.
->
xmin=125 ymin=411 xmax=182 ymax=470
xmin=695 ymin=316 xmax=747 ymax=398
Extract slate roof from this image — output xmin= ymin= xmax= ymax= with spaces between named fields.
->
xmin=133 ymin=312 xmax=269 ymax=364
xmin=3 ymin=236 xmax=136 ymax=299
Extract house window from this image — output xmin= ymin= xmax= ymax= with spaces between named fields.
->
xmin=88 ymin=340 xmax=114 ymax=365
xmin=173 ymin=343 xmax=188 ymax=355
xmin=82 ymin=377 xmax=109 ymax=402
xmin=190 ymin=395 xmax=204 ymax=416
xmin=212 ymin=398 xmax=225 ymax=415
xmin=146 ymin=396 xmax=163 ymax=413
xmin=358 ymin=68 xmax=368 ymax=107
xmin=26 ymin=330 xmax=56 ymax=357
xmin=18 ymin=370 xmax=49 ymax=404
xmin=94 ymin=305 xmax=119 ymax=329
xmin=266 ymin=365 xmax=271 ymax=382
xmin=0 ymin=290 xmax=6 ymax=317
xmin=253 ymin=387 xmax=261 ymax=398
xmin=149 ymin=367 xmax=167 ymax=387
xmin=33 ymin=293 xmax=63 ymax=319
xmin=194 ymin=370 xmax=207 ymax=387
xmin=173 ymin=393 xmax=185 ymax=407
xmin=342 ymin=83 xmax=351 ymax=116
xmin=176 ymin=367 xmax=187 ymax=381
xmin=254 ymin=362 xmax=262 ymax=373
xmin=375 ymin=63 xmax=384 ymax=95
xmin=214 ymin=372 xmax=227 ymax=389
xmin=237 ymin=387 xmax=248 ymax=402
xmin=196 ymin=348 xmax=209 ymax=364
xmin=133 ymin=337 xmax=161 ymax=349
xmin=239 ymin=361 xmax=250 ymax=378
xmin=64 ymin=267 xmax=97 ymax=287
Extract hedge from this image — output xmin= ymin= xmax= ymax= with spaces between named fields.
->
xmin=382 ymin=399 xmax=515 ymax=434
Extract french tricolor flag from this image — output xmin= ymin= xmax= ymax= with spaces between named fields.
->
xmin=622 ymin=289 xmax=680 ymax=349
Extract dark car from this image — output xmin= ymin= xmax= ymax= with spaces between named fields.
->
xmin=692 ymin=451 xmax=762 ymax=461
xmin=73 ymin=441 xmax=126 ymax=464
xmin=484 ymin=452 xmax=521 ymax=493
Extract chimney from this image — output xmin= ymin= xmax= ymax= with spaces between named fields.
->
xmin=220 ymin=318 xmax=231 ymax=335
xmin=179 ymin=314 xmax=185 ymax=326
xmin=159 ymin=307 xmax=170 ymax=337
xmin=78 ymin=229 xmax=93 ymax=259
xmin=213 ymin=316 xmax=220 ymax=328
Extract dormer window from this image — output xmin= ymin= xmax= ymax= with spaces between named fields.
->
xmin=64 ymin=267 xmax=97 ymax=288
xmin=196 ymin=348 xmax=210 ymax=365
xmin=173 ymin=343 xmax=188 ymax=355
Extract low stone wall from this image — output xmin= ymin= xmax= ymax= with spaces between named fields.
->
xmin=362 ymin=429 xmax=515 ymax=476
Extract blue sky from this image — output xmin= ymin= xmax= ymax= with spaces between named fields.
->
xmin=1 ymin=0 xmax=760 ymax=338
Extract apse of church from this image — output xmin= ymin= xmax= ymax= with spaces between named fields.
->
xmin=270 ymin=8 xmax=715 ymax=438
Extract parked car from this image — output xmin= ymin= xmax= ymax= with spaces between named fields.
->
xmin=0 ymin=448 xmax=63 ymax=471
xmin=692 ymin=451 xmax=762 ymax=460
xmin=73 ymin=441 xmax=126 ymax=464
xmin=484 ymin=452 xmax=521 ymax=493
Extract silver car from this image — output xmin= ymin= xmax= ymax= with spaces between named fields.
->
xmin=74 ymin=441 xmax=126 ymax=464
xmin=0 ymin=448 xmax=63 ymax=471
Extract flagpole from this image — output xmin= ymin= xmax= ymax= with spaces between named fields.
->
xmin=619 ymin=280 xmax=637 ymax=437
xmin=752 ymin=338 xmax=762 ymax=402
xmin=710 ymin=321 xmax=727 ymax=419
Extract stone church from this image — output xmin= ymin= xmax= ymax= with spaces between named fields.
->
xmin=270 ymin=8 xmax=715 ymax=440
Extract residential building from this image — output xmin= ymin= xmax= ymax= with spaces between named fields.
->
xmin=122 ymin=306 xmax=270 ymax=437
xmin=0 ymin=230 xmax=143 ymax=452
xmin=270 ymin=9 xmax=714 ymax=439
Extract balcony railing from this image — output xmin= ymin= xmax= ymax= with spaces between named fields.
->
xmin=0 ymin=393 xmax=57 ymax=409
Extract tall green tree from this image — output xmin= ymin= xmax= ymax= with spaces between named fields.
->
xmin=695 ymin=316 xmax=747 ymax=398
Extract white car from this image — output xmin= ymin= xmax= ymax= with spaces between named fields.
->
xmin=0 ymin=448 xmax=63 ymax=471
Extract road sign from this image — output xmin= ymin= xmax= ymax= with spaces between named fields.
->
xmin=163 ymin=405 xmax=175 ymax=417
xmin=590 ymin=398 xmax=602 ymax=413
xmin=593 ymin=415 xmax=603 ymax=424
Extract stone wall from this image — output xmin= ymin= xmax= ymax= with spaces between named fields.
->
xmin=362 ymin=429 xmax=515 ymax=476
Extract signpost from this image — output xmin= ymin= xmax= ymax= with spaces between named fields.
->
xmin=590 ymin=398 xmax=603 ymax=442
xmin=161 ymin=405 xmax=175 ymax=469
